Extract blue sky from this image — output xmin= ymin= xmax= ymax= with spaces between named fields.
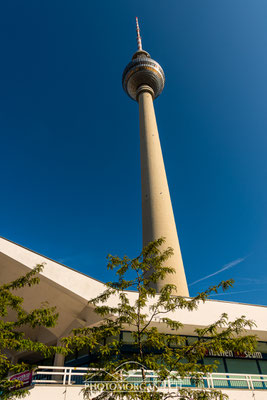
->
xmin=1 ymin=0 xmax=267 ymax=305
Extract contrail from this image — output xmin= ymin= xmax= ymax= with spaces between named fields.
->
xmin=189 ymin=257 xmax=247 ymax=287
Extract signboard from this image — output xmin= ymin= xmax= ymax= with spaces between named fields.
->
xmin=9 ymin=370 xmax=33 ymax=389
xmin=205 ymin=349 xmax=263 ymax=359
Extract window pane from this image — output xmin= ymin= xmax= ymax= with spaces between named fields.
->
xmin=187 ymin=337 xmax=198 ymax=346
xmin=77 ymin=347 xmax=89 ymax=359
xmin=65 ymin=353 xmax=76 ymax=363
xmin=257 ymin=342 xmax=267 ymax=353
xmin=122 ymin=332 xmax=134 ymax=344
xmin=106 ymin=334 xmax=119 ymax=344
xmin=226 ymin=359 xmax=259 ymax=374
xmin=258 ymin=360 xmax=267 ymax=374
xmin=204 ymin=357 xmax=225 ymax=373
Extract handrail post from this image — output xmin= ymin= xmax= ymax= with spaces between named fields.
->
xmin=248 ymin=375 xmax=254 ymax=390
xmin=68 ymin=368 xmax=72 ymax=385
xmin=246 ymin=375 xmax=250 ymax=390
xmin=63 ymin=368 xmax=66 ymax=385
xmin=211 ymin=373 xmax=214 ymax=389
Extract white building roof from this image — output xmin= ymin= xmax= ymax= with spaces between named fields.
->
xmin=1 ymin=236 xmax=267 ymax=342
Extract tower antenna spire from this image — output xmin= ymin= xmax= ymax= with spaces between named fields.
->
xmin=136 ymin=17 xmax=142 ymax=51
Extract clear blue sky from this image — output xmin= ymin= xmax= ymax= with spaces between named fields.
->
xmin=1 ymin=0 xmax=267 ymax=305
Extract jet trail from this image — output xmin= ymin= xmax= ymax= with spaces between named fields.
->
xmin=189 ymin=257 xmax=247 ymax=287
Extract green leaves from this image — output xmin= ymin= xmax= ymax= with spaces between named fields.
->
xmin=0 ymin=264 xmax=64 ymax=399
xmin=63 ymin=238 xmax=257 ymax=400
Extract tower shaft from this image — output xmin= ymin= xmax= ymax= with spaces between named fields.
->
xmin=122 ymin=19 xmax=189 ymax=296
xmin=138 ymin=86 xmax=189 ymax=296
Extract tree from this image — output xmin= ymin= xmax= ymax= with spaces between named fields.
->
xmin=62 ymin=238 xmax=257 ymax=400
xmin=0 ymin=264 xmax=66 ymax=399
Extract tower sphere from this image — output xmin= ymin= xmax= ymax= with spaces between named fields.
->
xmin=122 ymin=50 xmax=165 ymax=101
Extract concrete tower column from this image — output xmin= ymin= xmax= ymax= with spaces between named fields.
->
xmin=137 ymin=86 xmax=189 ymax=296
xmin=122 ymin=18 xmax=189 ymax=296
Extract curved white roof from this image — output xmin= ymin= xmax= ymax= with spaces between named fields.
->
xmin=1 ymin=236 xmax=267 ymax=342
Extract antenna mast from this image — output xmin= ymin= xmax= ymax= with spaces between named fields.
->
xmin=136 ymin=17 xmax=142 ymax=51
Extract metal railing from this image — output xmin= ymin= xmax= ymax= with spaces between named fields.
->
xmin=32 ymin=366 xmax=267 ymax=391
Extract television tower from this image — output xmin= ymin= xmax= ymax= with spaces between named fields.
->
xmin=122 ymin=18 xmax=189 ymax=296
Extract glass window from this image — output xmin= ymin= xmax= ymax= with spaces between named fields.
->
xmin=77 ymin=347 xmax=89 ymax=359
xmin=106 ymin=334 xmax=120 ymax=344
xmin=65 ymin=352 xmax=76 ymax=364
xmin=226 ymin=359 xmax=259 ymax=374
xmin=169 ymin=335 xmax=185 ymax=348
xmin=225 ymin=359 xmax=263 ymax=389
xmin=258 ymin=360 xmax=267 ymax=375
xmin=187 ymin=337 xmax=198 ymax=346
xmin=122 ymin=332 xmax=135 ymax=344
xmin=257 ymin=342 xmax=267 ymax=353
xmin=204 ymin=357 xmax=226 ymax=373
